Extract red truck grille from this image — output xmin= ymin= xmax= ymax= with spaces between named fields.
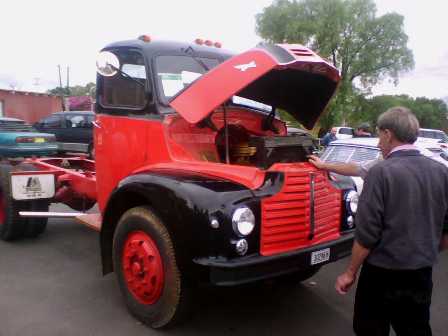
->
xmin=260 ymin=163 xmax=341 ymax=256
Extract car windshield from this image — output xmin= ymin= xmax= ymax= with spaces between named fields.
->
xmin=0 ymin=120 xmax=35 ymax=132
xmin=321 ymin=144 xmax=381 ymax=164
xmin=339 ymin=127 xmax=354 ymax=135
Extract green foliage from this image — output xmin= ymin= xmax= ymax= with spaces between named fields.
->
xmin=47 ymin=82 xmax=96 ymax=97
xmin=256 ymin=0 xmax=414 ymax=128
xmin=355 ymin=95 xmax=448 ymax=131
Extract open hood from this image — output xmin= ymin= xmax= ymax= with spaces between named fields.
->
xmin=170 ymin=43 xmax=340 ymax=129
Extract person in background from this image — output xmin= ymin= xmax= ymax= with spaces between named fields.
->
xmin=354 ymin=123 xmax=372 ymax=137
xmin=321 ymin=127 xmax=337 ymax=146
xmin=334 ymin=106 xmax=448 ymax=336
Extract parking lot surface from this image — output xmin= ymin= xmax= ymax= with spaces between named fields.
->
xmin=0 ymin=205 xmax=447 ymax=336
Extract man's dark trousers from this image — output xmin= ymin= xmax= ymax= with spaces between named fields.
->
xmin=354 ymin=263 xmax=433 ymax=336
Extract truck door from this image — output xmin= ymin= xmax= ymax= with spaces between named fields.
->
xmin=94 ymin=48 xmax=152 ymax=210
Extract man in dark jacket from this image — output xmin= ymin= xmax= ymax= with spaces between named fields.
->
xmin=335 ymin=107 xmax=448 ymax=336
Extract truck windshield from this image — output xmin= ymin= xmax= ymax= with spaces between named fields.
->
xmin=155 ymin=55 xmax=220 ymax=104
xmin=155 ymin=55 xmax=274 ymax=115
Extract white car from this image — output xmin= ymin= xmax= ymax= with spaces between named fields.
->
xmin=320 ymin=137 xmax=448 ymax=195
xmin=333 ymin=126 xmax=354 ymax=140
xmin=416 ymin=128 xmax=448 ymax=144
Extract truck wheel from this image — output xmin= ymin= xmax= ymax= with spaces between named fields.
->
xmin=0 ymin=164 xmax=27 ymax=240
xmin=23 ymin=200 xmax=49 ymax=238
xmin=15 ymin=163 xmax=50 ymax=238
xmin=113 ymin=206 xmax=192 ymax=329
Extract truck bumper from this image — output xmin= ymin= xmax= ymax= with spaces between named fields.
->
xmin=193 ymin=233 xmax=354 ymax=286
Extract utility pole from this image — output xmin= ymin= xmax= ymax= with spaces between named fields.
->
xmin=58 ymin=65 xmax=66 ymax=111
xmin=66 ymin=66 xmax=70 ymax=96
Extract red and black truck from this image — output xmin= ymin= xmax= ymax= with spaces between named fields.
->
xmin=0 ymin=36 xmax=357 ymax=328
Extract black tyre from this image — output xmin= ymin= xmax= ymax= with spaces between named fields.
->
xmin=23 ymin=199 xmax=49 ymax=238
xmin=15 ymin=163 xmax=50 ymax=238
xmin=0 ymin=164 xmax=28 ymax=240
xmin=66 ymin=197 xmax=96 ymax=212
xmin=113 ymin=206 xmax=192 ymax=329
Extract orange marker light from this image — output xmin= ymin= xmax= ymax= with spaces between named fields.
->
xmin=195 ymin=38 xmax=204 ymax=45
xmin=204 ymin=40 xmax=213 ymax=46
xmin=138 ymin=35 xmax=151 ymax=43
xmin=214 ymin=42 xmax=222 ymax=48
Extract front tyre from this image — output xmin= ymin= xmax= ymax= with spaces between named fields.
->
xmin=113 ymin=206 xmax=191 ymax=329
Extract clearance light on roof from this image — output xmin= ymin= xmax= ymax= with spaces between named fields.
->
xmin=138 ymin=35 xmax=151 ymax=43
xmin=194 ymin=38 xmax=222 ymax=48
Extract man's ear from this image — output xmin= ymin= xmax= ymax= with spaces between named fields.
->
xmin=384 ymin=129 xmax=394 ymax=143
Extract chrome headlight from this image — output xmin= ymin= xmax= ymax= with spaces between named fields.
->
xmin=345 ymin=190 xmax=359 ymax=214
xmin=232 ymin=207 xmax=255 ymax=236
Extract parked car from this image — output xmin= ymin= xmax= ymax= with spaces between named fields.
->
xmin=334 ymin=126 xmax=354 ymax=140
xmin=417 ymin=128 xmax=448 ymax=144
xmin=34 ymin=111 xmax=95 ymax=158
xmin=0 ymin=117 xmax=57 ymax=158
xmin=320 ymin=137 xmax=448 ymax=195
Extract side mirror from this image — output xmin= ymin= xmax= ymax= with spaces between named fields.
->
xmin=96 ymin=51 xmax=120 ymax=77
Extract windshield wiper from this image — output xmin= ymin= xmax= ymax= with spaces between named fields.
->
xmin=108 ymin=63 xmax=146 ymax=88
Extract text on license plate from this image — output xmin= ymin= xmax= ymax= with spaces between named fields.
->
xmin=311 ymin=248 xmax=330 ymax=265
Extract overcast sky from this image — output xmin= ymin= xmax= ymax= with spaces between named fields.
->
xmin=0 ymin=0 xmax=446 ymax=100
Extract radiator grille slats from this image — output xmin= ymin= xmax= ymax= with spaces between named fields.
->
xmin=261 ymin=164 xmax=341 ymax=256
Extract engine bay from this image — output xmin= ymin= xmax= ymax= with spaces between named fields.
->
xmin=166 ymin=108 xmax=317 ymax=169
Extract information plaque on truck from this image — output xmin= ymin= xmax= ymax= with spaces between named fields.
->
xmin=11 ymin=174 xmax=55 ymax=200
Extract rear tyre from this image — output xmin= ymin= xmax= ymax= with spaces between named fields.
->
xmin=23 ymin=199 xmax=49 ymax=238
xmin=15 ymin=163 xmax=50 ymax=238
xmin=0 ymin=164 xmax=27 ymax=240
xmin=113 ymin=206 xmax=192 ymax=329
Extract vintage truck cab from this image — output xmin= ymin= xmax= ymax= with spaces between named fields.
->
xmin=93 ymin=36 xmax=356 ymax=328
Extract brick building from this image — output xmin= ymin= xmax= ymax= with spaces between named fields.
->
xmin=0 ymin=89 xmax=62 ymax=123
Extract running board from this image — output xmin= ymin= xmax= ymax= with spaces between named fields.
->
xmin=19 ymin=211 xmax=83 ymax=218
xmin=19 ymin=211 xmax=102 ymax=232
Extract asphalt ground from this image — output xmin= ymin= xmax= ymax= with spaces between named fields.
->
xmin=0 ymin=204 xmax=447 ymax=336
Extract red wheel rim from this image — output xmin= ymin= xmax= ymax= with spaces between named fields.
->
xmin=122 ymin=231 xmax=164 ymax=304
xmin=0 ymin=191 xmax=5 ymax=225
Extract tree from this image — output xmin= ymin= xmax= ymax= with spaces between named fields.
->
xmin=47 ymin=82 xmax=95 ymax=97
xmin=256 ymin=0 xmax=414 ymax=129
xmin=355 ymin=95 xmax=448 ymax=131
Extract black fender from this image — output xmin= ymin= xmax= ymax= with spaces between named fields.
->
xmin=100 ymin=170 xmax=283 ymax=278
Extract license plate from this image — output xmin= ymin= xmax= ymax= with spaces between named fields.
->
xmin=311 ymin=248 xmax=330 ymax=265
xmin=11 ymin=174 xmax=55 ymax=200
xmin=34 ymin=138 xmax=45 ymax=143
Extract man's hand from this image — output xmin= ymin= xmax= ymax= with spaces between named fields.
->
xmin=308 ymin=155 xmax=326 ymax=169
xmin=335 ymin=271 xmax=356 ymax=295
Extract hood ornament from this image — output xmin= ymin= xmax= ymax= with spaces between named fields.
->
xmin=234 ymin=61 xmax=256 ymax=72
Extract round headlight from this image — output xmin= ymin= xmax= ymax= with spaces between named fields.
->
xmin=345 ymin=190 xmax=359 ymax=214
xmin=232 ymin=207 xmax=255 ymax=236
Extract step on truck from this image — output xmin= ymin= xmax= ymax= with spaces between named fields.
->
xmin=0 ymin=36 xmax=358 ymax=328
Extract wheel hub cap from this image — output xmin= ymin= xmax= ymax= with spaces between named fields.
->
xmin=122 ymin=231 xmax=164 ymax=304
